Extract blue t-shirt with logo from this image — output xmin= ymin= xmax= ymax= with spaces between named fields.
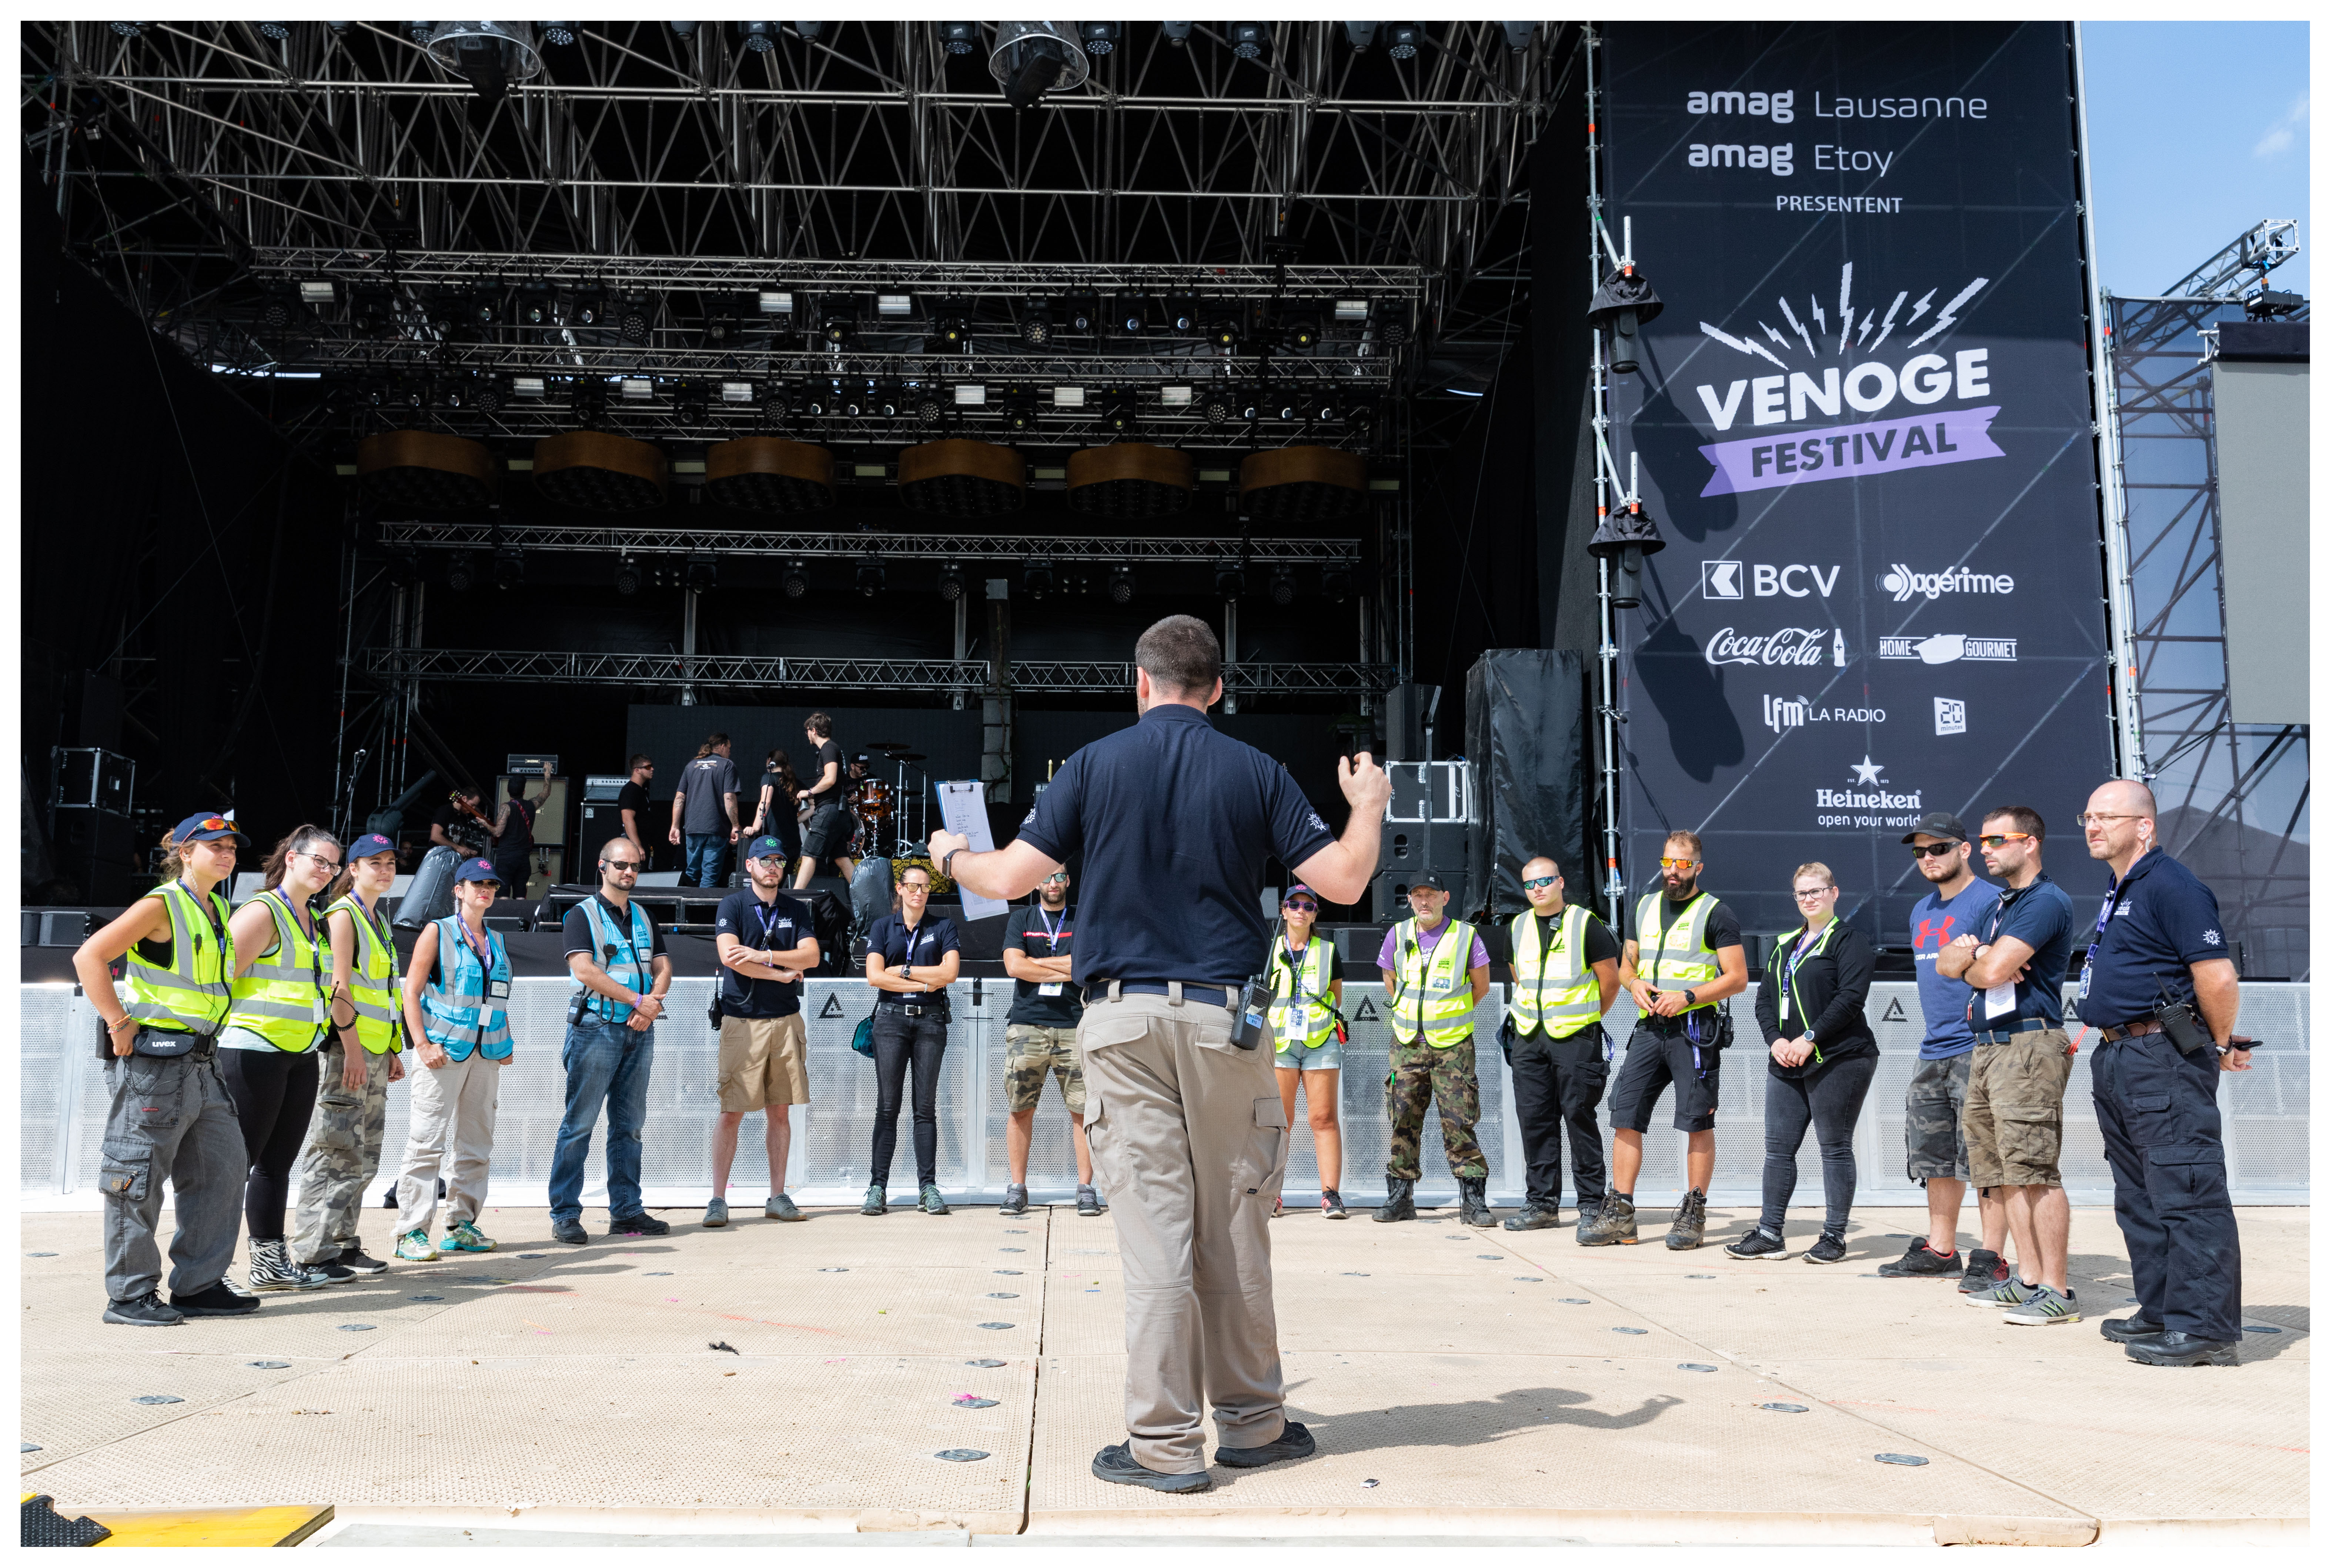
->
xmin=1982 ymin=873 xmax=2076 ymax=1030
xmin=1909 ymin=879 xmax=2001 ymax=1059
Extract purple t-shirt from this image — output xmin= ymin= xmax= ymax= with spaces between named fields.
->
xmin=1377 ymin=919 xmax=1491 ymax=976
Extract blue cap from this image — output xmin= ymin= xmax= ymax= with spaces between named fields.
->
xmin=744 ymin=835 xmax=788 ymax=861
xmin=454 ymin=857 xmax=502 ymax=885
xmin=171 ymin=813 xmax=248 ymax=846
xmin=346 ymin=833 xmax=398 ymax=863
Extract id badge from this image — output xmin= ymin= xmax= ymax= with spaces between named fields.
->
xmin=1037 ymin=982 xmax=1064 ymax=997
xmin=1287 ymin=1004 xmax=1308 ymax=1030
xmin=2074 ymin=957 xmax=2093 ymax=1003
xmin=1983 ymin=979 xmax=2015 ymax=1020
xmin=487 ymin=977 xmax=512 ymax=1000
xmin=312 ymin=997 xmax=329 ymax=1024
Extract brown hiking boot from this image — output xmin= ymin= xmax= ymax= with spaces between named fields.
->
xmin=1665 ymin=1187 xmax=1709 ymax=1250
xmin=1576 ymin=1193 xmax=1637 ymax=1246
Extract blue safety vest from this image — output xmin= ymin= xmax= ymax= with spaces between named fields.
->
xmin=421 ymin=916 xmax=512 ymax=1061
xmin=569 ymin=896 xmax=657 ymax=1023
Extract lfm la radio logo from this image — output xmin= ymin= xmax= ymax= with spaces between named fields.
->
xmin=1689 ymin=264 xmax=2004 ymax=497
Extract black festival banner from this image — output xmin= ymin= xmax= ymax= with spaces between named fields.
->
xmin=1602 ymin=21 xmax=2114 ymax=941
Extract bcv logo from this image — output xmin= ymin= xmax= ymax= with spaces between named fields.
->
xmin=1702 ymin=562 xmax=1841 ymax=600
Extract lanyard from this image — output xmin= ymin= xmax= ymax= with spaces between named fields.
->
xmin=271 ymin=888 xmax=323 ymax=988
xmin=456 ymin=916 xmax=493 ymax=971
xmin=749 ymin=896 xmax=789 ymax=948
xmin=1036 ymin=905 xmax=1068 ymax=951
xmin=1779 ymin=922 xmax=1830 ymax=1025
xmin=178 ymin=879 xmax=226 ymax=947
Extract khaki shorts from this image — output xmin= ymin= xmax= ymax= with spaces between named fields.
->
xmin=1004 ymin=1023 xmax=1085 ymax=1115
xmin=718 ymin=1013 xmax=810 ymax=1113
xmin=1963 ymin=1029 xmax=2074 ymax=1188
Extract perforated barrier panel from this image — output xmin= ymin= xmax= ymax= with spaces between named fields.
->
xmin=19 ymin=981 xmax=2310 ymax=1206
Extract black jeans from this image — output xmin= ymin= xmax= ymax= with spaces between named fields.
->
xmin=1506 ymin=1024 xmax=1610 ymax=1208
xmin=219 ymin=1047 xmax=321 ymax=1241
xmin=870 ymin=1007 xmax=949 ymax=1188
xmin=1759 ymin=1051 xmax=1877 ymax=1235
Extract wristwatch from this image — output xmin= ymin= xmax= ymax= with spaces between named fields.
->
xmin=1683 ymin=989 xmax=1699 ymax=1007
xmin=942 ymin=848 xmax=960 ymax=879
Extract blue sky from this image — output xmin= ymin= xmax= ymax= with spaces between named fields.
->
xmin=2082 ymin=21 xmax=2310 ymax=298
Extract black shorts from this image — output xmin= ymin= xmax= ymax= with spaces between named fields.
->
xmin=1608 ymin=1025 xmax=1722 ymax=1134
xmin=802 ymin=801 xmax=851 ymax=859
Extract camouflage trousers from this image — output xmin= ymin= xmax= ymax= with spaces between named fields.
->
xmin=1385 ymin=1033 xmax=1486 ymax=1181
xmin=290 ymin=1042 xmax=396 ymax=1266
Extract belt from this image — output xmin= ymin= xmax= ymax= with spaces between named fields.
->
xmin=1084 ymin=981 xmax=1233 ymax=1009
xmin=2098 ymin=1019 xmax=2163 ymax=1043
xmin=876 ymin=999 xmax=947 ymax=1018
xmin=1972 ymin=1019 xmax=2057 ymax=1044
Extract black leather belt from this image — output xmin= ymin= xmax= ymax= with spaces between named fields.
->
xmin=1972 ymin=1019 xmax=2056 ymax=1044
xmin=2098 ymin=1019 xmax=2163 ymax=1043
xmin=876 ymin=1000 xmax=946 ymax=1019
xmin=1085 ymin=981 xmax=1232 ymax=1009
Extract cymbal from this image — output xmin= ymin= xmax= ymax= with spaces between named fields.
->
xmin=892 ymin=753 xmax=927 ymax=763
xmin=863 ymin=740 xmax=909 ymax=752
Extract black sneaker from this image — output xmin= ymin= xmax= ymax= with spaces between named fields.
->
xmin=307 ymin=1256 xmax=358 ymax=1283
xmin=1090 ymin=1441 xmax=1213 ymax=1493
xmin=170 ymin=1281 xmax=261 ymax=1317
xmin=1723 ymin=1226 xmax=1786 ymax=1260
xmin=551 ymin=1217 xmax=589 ymax=1245
xmin=1876 ymin=1238 xmax=1959 ymax=1277
xmin=2124 ymin=1330 xmax=2239 ymax=1367
xmin=1804 ymin=1232 xmax=1848 ymax=1265
xmin=1213 ymin=1419 xmax=1316 ymax=1469
xmin=1321 ymin=1188 xmax=1349 ymax=1220
xmin=1959 ymin=1247 xmax=2010 ymax=1294
xmin=331 ymin=1245 xmax=390 ymax=1275
xmin=1503 ymin=1203 xmax=1563 ymax=1231
xmin=103 ymin=1290 xmax=184 ymax=1327
xmin=608 ymin=1213 xmax=671 ymax=1237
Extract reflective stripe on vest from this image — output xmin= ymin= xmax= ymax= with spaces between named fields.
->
xmin=1391 ymin=917 xmax=1476 ymax=1047
xmin=569 ymin=896 xmax=656 ymax=1023
xmin=1635 ymin=891 xmax=1721 ymax=1008
xmin=121 ymin=881 xmax=236 ymax=1035
xmin=326 ymin=894 xmax=403 ymax=1055
xmin=422 ymin=916 xmax=512 ymax=1060
xmin=1508 ymin=906 xmax=1601 ymax=1037
xmin=1268 ymin=936 xmax=1337 ymax=1052
xmin=224 ymin=890 xmax=330 ymax=1053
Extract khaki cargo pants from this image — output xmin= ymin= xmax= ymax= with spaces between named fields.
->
xmin=1079 ymin=985 xmax=1292 ymax=1475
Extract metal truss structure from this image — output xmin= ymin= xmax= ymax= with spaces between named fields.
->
xmin=365 ymin=646 xmax=1397 ymax=699
xmin=375 ymin=520 xmax=1361 ymax=566
xmin=2099 ymin=219 xmax=2310 ymax=979
xmin=26 ymin=19 xmax=1568 ymax=455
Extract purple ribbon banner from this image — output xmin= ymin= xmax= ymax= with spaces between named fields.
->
xmin=1698 ymin=406 xmax=2003 ymax=497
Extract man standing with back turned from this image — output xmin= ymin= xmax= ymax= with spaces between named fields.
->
xmin=932 ymin=615 xmax=1389 ymax=1494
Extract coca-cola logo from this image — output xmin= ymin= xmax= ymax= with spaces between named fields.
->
xmin=1703 ymin=626 xmax=1835 ymax=666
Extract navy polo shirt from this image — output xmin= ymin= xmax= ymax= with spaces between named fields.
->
xmin=1014 ymin=702 xmax=1338 ymax=989
xmin=866 ymin=912 xmax=961 ymax=995
xmin=2077 ymin=849 xmax=2231 ymax=1029
xmin=1978 ymin=872 xmax=2075 ymax=1029
xmin=713 ymin=887 xmax=813 ymax=1019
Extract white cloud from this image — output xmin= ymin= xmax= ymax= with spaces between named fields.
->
xmin=2253 ymin=93 xmax=2308 ymax=158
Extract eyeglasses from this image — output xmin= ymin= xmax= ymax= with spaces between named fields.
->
xmin=1793 ymin=887 xmax=1835 ymax=902
xmin=1521 ymin=875 xmax=1559 ymax=891
xmin=1979 ymin=832 xmax=2036 ymax=849
xmin=1041 ymin=873 xmax=1070 ymax=885
xmin=603 ymin=859 xmax=642 ymax=872
xmin=1282 ymin=899 xmax=1318 ymax=913
xmin=1659 ymin=857 xmax=1698 ymax=870
xmin=1907 ymin=842 xmax=1960 ymax=859
xmin=900 ymin=880 xmax=933 ymax=892
xmin=2075 ymin=813 xmax=2142 ymax=829
xmin=300 ymin=851 xmax=342 ymax=875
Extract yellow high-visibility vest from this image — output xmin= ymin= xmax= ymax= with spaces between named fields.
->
xmin=1508 ymin=905 xmax=1601 ymax=1038
xmin=224 ymin=890 xmax=332 ymax=1052
xmin=326 ymin=894 xmax=403 ymax=1055
xmin=1268 ymin=936 xmax=1338 ymax=1052
xmin=1389 ymin=917 xmax=1478 ymax=1047
xmin=121 ymin=881 xmax=237 ymax=1036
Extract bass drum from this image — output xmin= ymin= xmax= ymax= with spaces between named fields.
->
xmin=394 ymin=845 xmax=461 ymax=930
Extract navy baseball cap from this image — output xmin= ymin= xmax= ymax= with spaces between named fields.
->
xmin=346 ymin=833 xmax=398 ymax=862
xmin=453 ymin=857 xmax=502 ymax=884
xmin=171 ymin=813 xmax=248 ymax=846
xmin=1899 ymin=811 xmax=1969 ymax=844
xmin=1281 ymin=883 xmax=1320 ymax=905
xmin=745 ymin=835 xmax=788 ymax=861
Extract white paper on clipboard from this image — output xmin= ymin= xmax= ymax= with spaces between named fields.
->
xmin=936 ymin=780 xmax=1010 ymax=922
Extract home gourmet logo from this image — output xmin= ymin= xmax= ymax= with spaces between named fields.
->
xmin=1690 ymin=265 xmax=2003 ymax=497
xmin=1879 ymin=633 xmax=2017 ymax=664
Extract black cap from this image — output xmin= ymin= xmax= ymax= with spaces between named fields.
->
xmin=1407 ymin=872 xmax=1450 ymax=893
xmin=1899 ymin=811 xmax=1969 ymax=845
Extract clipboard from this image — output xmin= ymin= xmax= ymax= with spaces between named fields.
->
xmin=936 ymin=780 xmax=1010 ymax=922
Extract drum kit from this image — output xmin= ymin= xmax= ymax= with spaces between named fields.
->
xmin=850 ymin=742 xmax=930 ymax=860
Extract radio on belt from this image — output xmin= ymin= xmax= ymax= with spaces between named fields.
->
xmin=1231 ymin=973 xmax=1272 ymax=1051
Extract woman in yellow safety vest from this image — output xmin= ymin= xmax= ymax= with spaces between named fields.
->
xmin=1268 ymin=883 xmax=1348 ymax=1218
xmin=289 ymin=833 xmax=407 ymax=1281
xmin=220 ymin=824 xmax=344 ymax=1294
xmin=70 ymin=813 xmax=262 ymax=1325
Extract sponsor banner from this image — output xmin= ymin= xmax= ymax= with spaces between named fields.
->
xmin=1604 ymin=22 xmax=2115 ymax=938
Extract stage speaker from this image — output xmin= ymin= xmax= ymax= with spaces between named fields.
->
xmin=49 ymin=807 xmax=138 ymax=904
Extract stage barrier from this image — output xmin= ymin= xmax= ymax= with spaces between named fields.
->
xmin=19 ymin=981 xmax=2310 ymax=1209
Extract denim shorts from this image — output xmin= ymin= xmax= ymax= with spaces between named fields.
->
xmin=1276 ymin=1038 xmax=1344 ymax=1072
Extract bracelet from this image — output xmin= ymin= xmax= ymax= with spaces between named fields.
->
xmin=106 ymin=1016 xmax=136 ymax=1033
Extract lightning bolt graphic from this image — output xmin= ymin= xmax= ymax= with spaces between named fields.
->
xmin=1866 ymin=290 xmax=1909 ymax=352
xmin=1837 ymin=264 xmax=1855 ymax=354
xmin=1906 ymin=288 xmax=1936 ymax=327
xmin=1906 ymin=277 xmax=1990 ymax=347
xmin=1777 ymin=297 xmax=1818 ymax=359
xmin=1810 ymin=298 xmax=1828 ymax=336
xmin=1856 ymin=314 xmax=1877 ymax=346
xmin=1759 ymin=322 xmax=1792 ymax=353
xmin=1699 ymin=321 xmax=1789 ymax=370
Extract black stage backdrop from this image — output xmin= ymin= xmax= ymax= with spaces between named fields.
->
xmin=1601 ymin=21 xmax=2114 ymax=941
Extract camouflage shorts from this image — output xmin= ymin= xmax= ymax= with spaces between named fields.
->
xmin=1904 ymin=1053 xmax=1972 ymax=1182
xmin=1004 ymin=1023 xmax=1085 ymax=1115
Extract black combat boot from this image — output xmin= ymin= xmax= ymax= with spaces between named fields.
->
xmin=1372 ymin=1176 xmax=1417 ymax=1223
xmin=1457 ymin=1176 xmax=1496 ymax=1228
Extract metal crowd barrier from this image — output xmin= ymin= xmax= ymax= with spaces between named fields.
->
xmin=19 ymin=981 xmax=2311 ymax=1208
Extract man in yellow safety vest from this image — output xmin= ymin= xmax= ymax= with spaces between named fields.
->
xmin=1374 ymin=873 xmax=1495 ymax=1226
xmin=1499 ymin=855 xmax=1622 ymax=1234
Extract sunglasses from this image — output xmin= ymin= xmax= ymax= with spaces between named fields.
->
xmin=1042 ymin=873 xmax=1070 ymax=885
xmin=1281 ymin=899 xmax=1318 ymax=912
xmin=1979 ymin=832 xmax=2036 ymax=849
xmin=1907 ymin=842 xmax=1960 ymax=859
xmin=1521 ymin=875 xmax=1559 ymax=890
xmin=194 ymin=818 xmax=236 ymax=833
xmin=603 ymin=859 xmax=642 ymax=872
xmin=1659 ymin=857 xmax=1698 ymax=870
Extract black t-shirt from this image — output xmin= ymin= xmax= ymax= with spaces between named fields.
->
xmin=762 ymin=768 xmax=803 ymax=856
xmin=806 ymin=739 xmax=844 ymax=804
xmin=867 ymin=912 xmax=962 ymax=997
xmin=1015 ymin=705 xmax=1339 ymax=989
xmin=496 ymin=796 xmax=535 ymax=857
xmin=1002 ymin=903 xmax=1084 ymax=1027
xmin=616 ymin=779 xmax=651 ymax=830
xmin=559 ymin=894 xmax=666 ymax=1010
xmin=714 ymin=887 xmax=815 ymax=1018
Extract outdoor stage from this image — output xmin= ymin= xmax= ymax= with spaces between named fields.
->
xmin=17 ymin=1201 xmax=2307 ymax=1548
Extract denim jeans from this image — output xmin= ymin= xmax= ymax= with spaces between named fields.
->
xmin=548 ymin=1014 xmax=657 ymax=1221
xmin=685 ymin=832 xmax=732 ymax=888
xmin=870 ymin=1007 xmax=949 ymax=1188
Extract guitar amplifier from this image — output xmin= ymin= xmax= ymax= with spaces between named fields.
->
xmin=581 ymin=775 xmax=629 ymax=803
xmin=506 ymin=753 xmax=559 ymax=775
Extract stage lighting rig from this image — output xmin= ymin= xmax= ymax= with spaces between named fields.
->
xmin=422 ymin=21 xmax=545 ymax=106
xmin=675 ymin=382 xmax=710 ymax=425
xmin=492 ymin=547 xmax=526 ymax=589
xmin=1322 ymin=563 xmax=1354 ymax=602
xmin=685 ymin=554 xmax=719 ymax=591
xmin=937 ymin=564 xmax=967 ymax=602
xmin=260 ymin=288 xmax=297 ymax=331
xmin=1102 ymin=388 xmax=1137 ymax=434
xmin=820 ymin=301 xmax=855 ymax=346
xmin=110 ymin=22 xmax=147 ymax=37
xmin=351 ymin=288 xmax=395 ymax=338
xmin=1163 ymin=297 xmax=1198 ymax=333
xmin=856 ymin=561 xmax=887 ymax=598
xmin=782 ymin=561 xmax=810 ymax=599
xmin=1502 ymin=21 xmax=1536 ymax=53
xmin=1163 ymin=21 xmax=1192 ymax=46
xmin=1200 ymin=389 xmax=1237 ymax=425
xmin=472 ymin=292 xmax=504 ymax=330
xmin=1385 ymin=23 xmax=1424 ymax=60
xmin=1586 ymin=264 xmax=1662 ymax=375
xmin=471 ymin=376 xmax=506 ymax=414
xmin=257 ymin=22 xmax=292 ymax=41
xmin=1080 ymin=21 xmax=1119 ymax=54
xmin=1215 ymin=561 xmax=1247 ymax=599
xmin=1113 ymin=296 xmax=1151 ymax=337
xmin=1229 ymin=22 xmax=1270 ymax=60
xmin=1024 ymin=558 xmax=1056 ymax=600
xmin=614 ymin=558 xmax=642 ymax=596
xmin=990 ymin=22 xmax=1090 ymax=110
xmin=793 ymin=23 xmax=824 ymax=41
xmin=538 ymin=20 xmax=577 ymax=47
xmin=518 ymin=286 xmax=554 ymax=328
xmin=571 ymin=377 xmax=608 ymax=425
xmin=568 ymin=290 xmax=605 ymax=330
xmin=1374 ymin=301 xmax=1412 ymax=347
xmin=933 ymin=313 xmax=970 ymax=350
xmin=1344 ymin=22 xmax=1378 ymax=51
xmin=939 ymin=21 xmax=979 ymax=54
xmin=916 ymin=387 xmax=947 ymax=425
xmin=1587 ymin=454 xmax=1668 ymax=609
xmin=738 ymin=21 xmax=779 ymax=53
xmin=1018 ymin=301 xmax=1055 ymax=347
xmin=1208 ymin=317 xmax=1243 ymax=351
xmin=445 ymin=551 xmax=478 ymax=593
xmin=1001 ymin=391 xmax=1037 ymax=434
xmin=1107 ymin=565 xmax=1136 ymax=605
xmin=1268 ymin=565 xmax=1297 ymax=606
xmin=1281 ymin=314 xmax=1322 ymax=351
